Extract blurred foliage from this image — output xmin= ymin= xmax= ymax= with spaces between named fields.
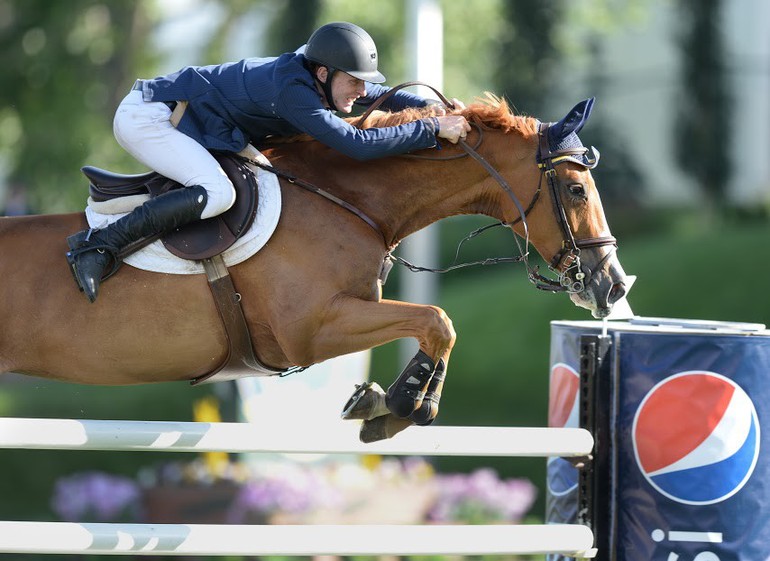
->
xmin=0 ymin=0 xmax=741 ymax=213
xmin=0 ymin=0 xmax=159 ymax=212
xmin=675 ymin=0 xmax=732 ymax=207
xmin=266 ymin=0 xmax=321 ymax=54
xmin=493 ymin=0 xmax=563 ymax=117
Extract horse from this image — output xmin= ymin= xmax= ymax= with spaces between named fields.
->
xmin=0 ymin=94 xmax=627 ymax=442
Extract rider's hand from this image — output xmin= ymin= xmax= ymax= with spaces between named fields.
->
xmin=429 ymin=98 xmax=466 ymax=116
xmin=435 ymin=115 xmax=471 ymax=144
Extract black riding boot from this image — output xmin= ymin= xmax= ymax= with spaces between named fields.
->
xmin=66 ymin=185 xmax=208 ymax=303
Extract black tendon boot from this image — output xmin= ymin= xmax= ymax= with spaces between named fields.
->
xmin=408 ymin=357 xmax=446 ymax=426
xmin=385 ymin=350 xmax=436 ymax=418
xmin=66 ymin=185 xmax=208 ymax=302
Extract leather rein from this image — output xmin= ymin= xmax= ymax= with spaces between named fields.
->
xmin=250 ymin=82 xmax=616 ymax=294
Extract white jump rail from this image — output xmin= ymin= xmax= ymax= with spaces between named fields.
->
xmin=0 ymin=521 xmax=596 ymax=557
xmin=0 ymin=417 xmax=594 ymax=457
xmin=0 ymin=417 xmax=597 ymax=558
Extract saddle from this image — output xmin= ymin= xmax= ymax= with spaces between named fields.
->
xmin=81 ymin=152 xmax=285 ymax=384
xmin=82 ymin=152 xmax=258 ymax=260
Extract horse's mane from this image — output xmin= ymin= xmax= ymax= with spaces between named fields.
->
xmin=359 ymin=92 xmax=537 ymax=137
xmin=269 ymin=92 xmax=536 ymax=145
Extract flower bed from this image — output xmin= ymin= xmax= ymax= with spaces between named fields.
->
xmin=51 ymin=458 xmax=537 ymax=526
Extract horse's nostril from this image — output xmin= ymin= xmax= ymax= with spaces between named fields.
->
xmin=608 ymin=282 xmax=626 ymax=305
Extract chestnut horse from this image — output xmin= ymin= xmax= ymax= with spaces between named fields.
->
xmin=0 ymin=95 xmax=627 ymax=441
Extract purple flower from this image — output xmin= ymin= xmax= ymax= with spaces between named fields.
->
xmin=427 ymin=468 xmax=536 ymax=524
xmin=227 ymin=464 xmax=343 ymax=523
xmin=51 ymin=471 xmax=141 ymax=522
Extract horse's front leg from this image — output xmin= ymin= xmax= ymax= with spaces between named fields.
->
xmin=290 ymin=296 xmax=456 ymax=441
xmin=355 ymin=347 xmax=449 ymax=442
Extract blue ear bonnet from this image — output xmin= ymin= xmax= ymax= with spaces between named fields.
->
xmin=539 ymin=98 xmax=600 ymax=169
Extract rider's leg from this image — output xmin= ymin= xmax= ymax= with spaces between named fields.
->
xmin=112 ymin=90 xmax=236 ymax=220
xmin=66 ymin=90 xmax=236 ymax=302
xmin=66 ymin=186 xmax=209 ymax=302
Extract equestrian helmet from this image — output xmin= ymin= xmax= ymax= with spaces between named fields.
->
xmin=305 ymin=22 xmax=386 ymax=83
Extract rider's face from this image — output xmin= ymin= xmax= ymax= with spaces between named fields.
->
xmin=331 ymin=72 xmax=367 ymax=113
xmin=316 ymin=67 xmax=366 ymax=113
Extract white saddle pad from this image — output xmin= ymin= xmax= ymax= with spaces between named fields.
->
xmin=84 ymin=162 xmax=281 ymax=275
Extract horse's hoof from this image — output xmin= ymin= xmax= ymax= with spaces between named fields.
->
xmin=359 ymin=414 xmax=414 ymax=443
xmin=341 ymin=382 xmax=388 ymax=420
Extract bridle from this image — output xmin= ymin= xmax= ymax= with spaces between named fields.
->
xmin=532 ymin=121 xmax=617 ymax=293
xmin=438 ymin=124 xmax=616 ymax=294
xmin=358 ymin=82 xmax=618 ymax=294
xmin=251 ymin=82 xmax=618 ymax=294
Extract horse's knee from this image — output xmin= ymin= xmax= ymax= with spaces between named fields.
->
xmin=424 ymin=305 xmax=456 ymax=354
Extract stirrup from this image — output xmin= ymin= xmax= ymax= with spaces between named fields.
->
xmin=65 ymin=230 xmax=123 ymax=285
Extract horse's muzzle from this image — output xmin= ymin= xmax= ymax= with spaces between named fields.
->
xmin=570 ymin=249 xmax=629 ymax=318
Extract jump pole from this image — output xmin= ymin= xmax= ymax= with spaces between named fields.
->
xmin=0 ymin=417 xmax=597 ymax=557
xmin=0 ymin=417 xmax=594 ymax=457
xmin=0 ymin=521 xmax=596 ymax=557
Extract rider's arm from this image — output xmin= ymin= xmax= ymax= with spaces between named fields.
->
xmin=277 ymin=83 xmax=439 ymax=161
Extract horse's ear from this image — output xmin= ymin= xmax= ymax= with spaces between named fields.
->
xmin=549 ymin=97 xmax=595 ymax=143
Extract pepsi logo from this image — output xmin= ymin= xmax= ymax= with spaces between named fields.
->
xmin=549 ymin=362 xmax=580 ymax=429
xmin=547 ymin=363 xmax=580 ymax=495
xmin=633 ymin=371 xmax=760 ymax=505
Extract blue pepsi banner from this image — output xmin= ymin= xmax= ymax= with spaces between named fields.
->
xmin=546 ymin=326 xmax=583 ymax=539
xmin=547 ymin=320 xmax=770 ymax=561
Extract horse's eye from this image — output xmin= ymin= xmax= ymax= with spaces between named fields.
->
xmin=567 ymin=183 xmax=586 ymax=198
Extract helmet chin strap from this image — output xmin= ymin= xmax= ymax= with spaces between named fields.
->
xmin=317 ymin=67 xmax=339 ymax=112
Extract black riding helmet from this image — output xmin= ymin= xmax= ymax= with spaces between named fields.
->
xmin=305 ymin=22 xmax=385 ymax=111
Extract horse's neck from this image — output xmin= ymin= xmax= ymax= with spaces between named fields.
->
xmin=326 ymin=157 xmax=496 ymax=245
xmin=363 ymin=149 xmax=534 ymax=245
xmin=271 ymin=137 xmax=532 ymax=246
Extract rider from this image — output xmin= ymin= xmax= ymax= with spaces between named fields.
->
xmin=66 ymin=21 xmax=470 ymax=303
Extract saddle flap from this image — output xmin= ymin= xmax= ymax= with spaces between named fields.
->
xmin=161 ymin=154 xmax=258 ymax=260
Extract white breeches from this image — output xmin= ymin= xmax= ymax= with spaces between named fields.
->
xmin=113 ymin=90 xmax=236 ymax=219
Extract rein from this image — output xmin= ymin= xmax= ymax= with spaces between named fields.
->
xmin=357 ymin=81 xmax=617 ymax=293
xmin=246 ymin=161 xmax=389 ymax=247
xmin=249 ymin=82 xmax=616 ymax=294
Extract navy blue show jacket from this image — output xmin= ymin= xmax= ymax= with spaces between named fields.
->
xmin=137 ymin=52 xmax=438 ymax=160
